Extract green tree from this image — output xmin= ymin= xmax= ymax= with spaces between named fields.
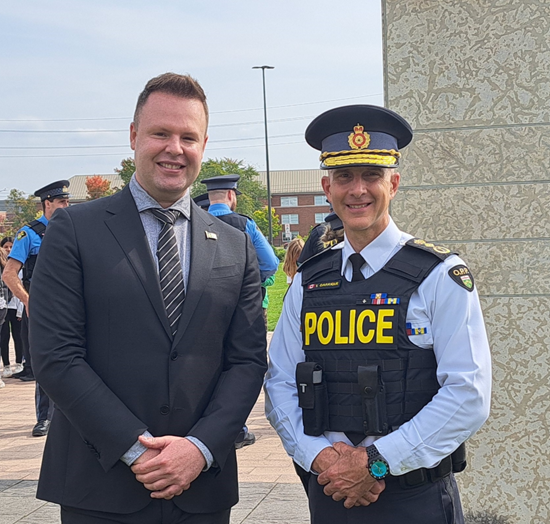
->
xmin=5 ymin=189 xmax=41 ymax=235
xmin=114 ymin=157 xmax=135 ymax=186
xmin=253 ymin=206 xmax=282 ymax=240
xmin=192 ymin=158 xmax=267 ymax=218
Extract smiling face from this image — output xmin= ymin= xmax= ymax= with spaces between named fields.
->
xmin=130 ymin=92 xmax=208 ymax=207
xmin=321 ymin=166 xmax=400 ymax=251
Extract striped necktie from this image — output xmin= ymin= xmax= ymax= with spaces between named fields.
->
xmin=150 ymin=208 xmax=185 ymax=337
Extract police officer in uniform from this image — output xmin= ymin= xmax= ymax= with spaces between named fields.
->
xmin=202 ymin=174 xmax=279 ymax=448
xmin=2 ymin=180 xmax=70 ymax=436
xmin=201 ymin=175 xmax=279 ymax=283
xmin=264 ymin=106 xmax=492 ymax=523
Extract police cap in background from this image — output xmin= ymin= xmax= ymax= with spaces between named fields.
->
xmin=201 ymin=174 xmax=242 ymax=195
xmin=34 ymin=180 xmax=70 ymax=201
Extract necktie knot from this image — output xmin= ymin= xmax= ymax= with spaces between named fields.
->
xmin=151 ymin=208 xmax=180 ymax=226
xmin=349 ymin=253 xmax=366 ymax=282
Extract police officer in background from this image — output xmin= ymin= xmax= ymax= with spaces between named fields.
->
xmin=202 ymin=174 xmax=279 ymax=283
xmin=2 ymin=180 xmax=70 ymax=436
xmin=202 ymin=174 xmax=279 ymax=449
xmin=264 ymin=105 xmax=492 ymax=523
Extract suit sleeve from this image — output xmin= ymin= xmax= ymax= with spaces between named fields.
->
xmin=29 ymin=209 xmax=148 ymax=472
xmin=186 ymin=234 xmax=268 ymax=469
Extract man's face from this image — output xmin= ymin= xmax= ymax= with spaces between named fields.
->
xmin=130 ymin=92 xmax=208 ymax=207
xmin=44 ymin=197 xmax=69 ymax=220
xmin=321 ymin=166 xmax=400 ymax=248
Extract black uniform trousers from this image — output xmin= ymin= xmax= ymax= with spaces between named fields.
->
xmin=61 ymin=501 xmax=231 ymax=524
xmin=23 ymin=310 xmax=52 ymax=422
xmin=0 ymin=308 xmax=23 ymax=365
xmin=308 ymin=472 xmax=464 ymax=524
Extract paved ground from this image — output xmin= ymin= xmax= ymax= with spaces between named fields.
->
xmin=0 ymin=339 xmax=309 ymax=524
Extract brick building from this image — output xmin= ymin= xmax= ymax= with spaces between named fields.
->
xmin=258 ymin=169 xmax=328 ymax=246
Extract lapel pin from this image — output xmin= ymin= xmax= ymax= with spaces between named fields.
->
xmin=205 ymin=231 xmax=218 ymax=240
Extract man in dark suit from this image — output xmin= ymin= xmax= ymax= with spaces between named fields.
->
xmin=29 ymin=73 xmax=268 ymax=524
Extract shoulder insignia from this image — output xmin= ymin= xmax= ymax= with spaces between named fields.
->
xmin=17 ymin=230 xmax=27 ymax=241
xmin=448 ymin=264 xmax=475 ymax=292
xmin=406 ymin=238 xmax=454 ymax=259
xmin=322 ymin=239 xmax=339 ymax=249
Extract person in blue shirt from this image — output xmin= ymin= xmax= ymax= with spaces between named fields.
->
xmin=201 ymin=175 xmax=279 ymax=283
xmin=202 ymin=174 xmax=279 ymax=449
xmin=2 ymin=180 xmax=70 ymax=437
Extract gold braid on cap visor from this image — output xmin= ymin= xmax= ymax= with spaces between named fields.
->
xmin=320 ymin=149 xmax=400 ymax=167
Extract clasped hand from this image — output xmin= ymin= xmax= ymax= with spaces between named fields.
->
xmin=316 ymin=442 xmax=385 ymax=509
xmin=131 ymin=435 xmax=206 ymax=500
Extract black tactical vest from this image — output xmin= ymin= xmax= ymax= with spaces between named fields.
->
xmin=214 ymin=212 xmax=247 ymax=232
xmin=299 ymin=239 xmax=454 ymax=437
xmin=22 ymin=219 xmax=46 ymax=290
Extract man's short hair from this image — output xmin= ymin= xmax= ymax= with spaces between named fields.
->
xmin=133 ymin=72 xmax=209 ymax=128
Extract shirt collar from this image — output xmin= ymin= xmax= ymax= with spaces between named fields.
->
xmin=129 ymin=174 xmax=190 ymax=220
xmin=208 ymin=203 xmax=232 ymax=213
xmin=39 ymin=214 xmax=49 ymax=226
xmin=340 ymin=217 xmax=402 ymax=276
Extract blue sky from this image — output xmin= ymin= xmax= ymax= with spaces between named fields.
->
xmin=0 ymin=0 xmax=384 ymax=195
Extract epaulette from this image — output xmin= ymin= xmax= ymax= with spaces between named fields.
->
xmin=405 ymin=238 xmax=456 ymax=260
xmin=297 ymin=242 xmax=340 ymax=272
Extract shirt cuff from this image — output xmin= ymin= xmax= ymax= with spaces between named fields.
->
xmin=185 ymin=436 xmax=214 ymax=471
xmin=120 ymin=430 xmax=153 ymax=466
xmin=293 ymin=435 xmax=334 ymax=473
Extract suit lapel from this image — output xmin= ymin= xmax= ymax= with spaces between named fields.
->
xmin=172 ymin=203 xmax=218 ymax=347
xmin=104 ymin=187 xmax=172 ymax=340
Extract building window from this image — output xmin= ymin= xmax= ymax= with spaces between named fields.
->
xmin=281 ymin=214 xmax=299 ymax=225
xmin=281 ymin=196 xmax=298 ymax=207
xmin=315 ymin=213 xmax=330 ymax=224
xmin=314 ymin=195 xmax=327 ymax=206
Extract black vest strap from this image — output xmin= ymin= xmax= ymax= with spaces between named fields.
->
xmin=214 ymin=212 xmax=248 ymax=232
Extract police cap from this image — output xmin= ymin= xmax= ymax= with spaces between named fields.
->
xmin=305 ymin=105 xmax=413 ymax=169
xmin=201 ymin=174 xmax=242 ymax=195
xmin=193 ymin=193 xmax=210 ymax=209
xmin=34 ymin=180 xmax=70 ymax=201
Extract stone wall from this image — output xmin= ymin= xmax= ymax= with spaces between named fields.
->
xmin=383 ymin=1 xmax=550 ymax=523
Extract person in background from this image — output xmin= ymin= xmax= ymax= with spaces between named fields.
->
xmin=2 ymin=180 xmax=70 ymax=437
xmin=261 ymin=274 xmax=275 ymax=331
xmin=201 ymin=174 xmax=279 ymax=283
xmin=283 ymin=237 xmax=304 ymax=285
xmin=202 ymin=174 xmax=279 ymax=450
xmin=0 ymin=237 xmax=24 ymax=380
xmin=0 ymin=246 xmax=9 ymax=387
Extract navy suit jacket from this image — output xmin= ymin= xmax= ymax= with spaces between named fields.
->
xmin=30 ymin=186 xmax=267 ymax=514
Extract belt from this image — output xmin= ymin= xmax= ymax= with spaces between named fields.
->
xmin=397 ymin=455 xmax=453 ymax=489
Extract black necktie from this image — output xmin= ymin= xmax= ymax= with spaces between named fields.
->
xmin=349 ymin=253 xmax=366 ymax=282
xmin=347 ymin=252 xmax=367 ymax=445
xmin=151 ymin=209 xmax=185 ymax=337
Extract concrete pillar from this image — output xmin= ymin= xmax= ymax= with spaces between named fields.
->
xmin=383 ymin=2 xmax=550 ymax=523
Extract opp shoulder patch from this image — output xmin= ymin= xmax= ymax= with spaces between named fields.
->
xmin=448 ymin=265 xmax=475 ymax=292
xmin=16 ymin=230 xmax=27 ymax=241
xmin=406 ymin=238 xmax=454 ymax=260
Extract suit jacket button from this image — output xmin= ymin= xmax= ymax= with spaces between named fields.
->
xmin=160 ymin=405 xmax=170 ymax=415
xmin=171 ymin=352 xmax=178 ymax=361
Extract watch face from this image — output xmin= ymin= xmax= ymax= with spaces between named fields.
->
xmin=370 ymin=460 xmax=389 ymax=479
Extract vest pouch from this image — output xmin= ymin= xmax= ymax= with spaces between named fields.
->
xmin=296 ymin=362 xmax=329 ymax=436
xmin=358 ymin=365 xmax=388 ymax=436
xmin=451 ymin=442 xmax=467 ymax=473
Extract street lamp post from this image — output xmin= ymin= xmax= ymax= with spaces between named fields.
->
xmin=252 ymin=65 xmax=274 ymax=244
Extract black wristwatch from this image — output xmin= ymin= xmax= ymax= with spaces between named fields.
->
xmin=366 ymin=444 xmax=390 ymax=480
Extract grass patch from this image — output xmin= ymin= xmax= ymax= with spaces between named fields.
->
xmin=266 ymin=264 xmax=288 ymax=331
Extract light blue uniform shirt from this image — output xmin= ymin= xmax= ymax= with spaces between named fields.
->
xmin=208 ymin=203 xmax=279 ymax=281
xmin=9 ymin=214 xmax=48 ymax=266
